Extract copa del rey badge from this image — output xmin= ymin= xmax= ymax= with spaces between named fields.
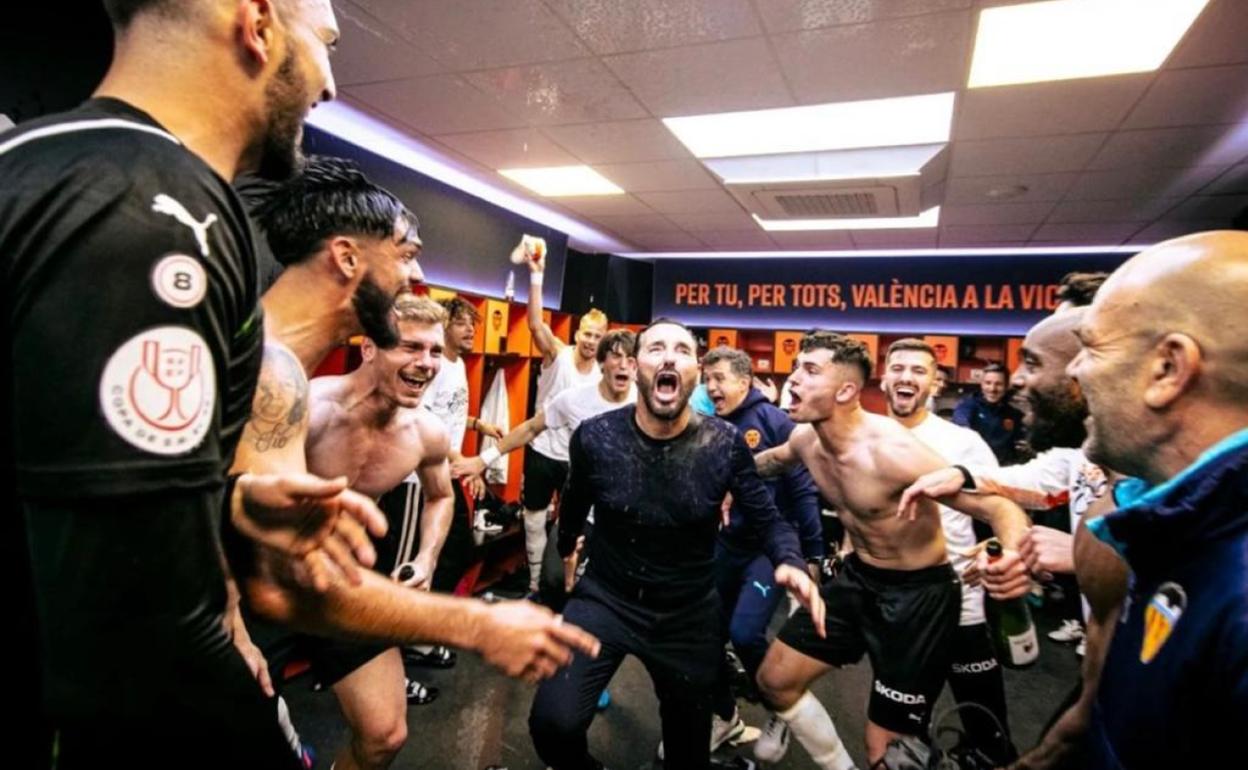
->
xmin=99 ymin=326 xmax=216 ymax=455
xmin=1140 ymin=582 xmax=1187 ymax=664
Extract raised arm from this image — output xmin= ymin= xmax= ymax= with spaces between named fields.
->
xmin=524 ymin=243 xmax=563 ymax=364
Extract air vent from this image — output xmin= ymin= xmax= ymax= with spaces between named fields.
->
xmin=773 ymin=192 xmax=881 ymax=217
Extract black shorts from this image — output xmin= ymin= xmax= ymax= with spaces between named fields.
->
xmin=249 ymin=620 xmax=389 ymax=689
xmin=777 ymin=555 xmax=960 ymax=734
xmin=522 ymin=447 xmax=569 ymax=511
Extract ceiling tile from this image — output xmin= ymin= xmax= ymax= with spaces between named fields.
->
xmin=950 ymin=134 xmax=1107 ymax=176
xmin=1160 ymin=194 xmax=1248 ymax=221
xmin=434 ymin=128 xmax=579 ymax=169
xmin=359 ymin=0 xmax=591 ymax=70
xmin=766 ymin=231 xmax=856 ymax=249
xmin=636 ymin=189 xmax=748 ymax=214
xmin=588 ymin=213 xmax=684 ymax=232
xmin=590 ymin=160 xmax=719 ymax=192
xmin=955 ymin=75 xmax=1151 ymax=140
xmin=941 ymin=202 xmax=1056 ymax=226
xmin=1128 ymin=219 xmax=1227 ymax=244
xmin=1046 ymin=198 xmax=1182 ymax=224
xmin=331 ymin=1 xmax=444 ymax=86
xmin=1122 ymin=64 xmax=1248 ymax=129
xmin=1065 ymin=165 xmax=1227 ymax=201
xmin=694 ymin=230 xmax=779 ymax=250
xmin=1089 ymin=125 xmax=1248 ymax=170
xmin=542 ymin=119 xmax=695 ymax=164
xmin=773 ymin=11 xmax=971 ymax=103
xmin=463 ymin=59 xmax=647 ymax=126
xmin=345 ymin=76 xmax=527 ymax=134
xmin=626 ymin=231 xmax=711 ymax=251
xmin=849 ymin=229 xmax=940 ymax=248
xmin=545 ymin=0 xmax=762 ymax=55
xmin=939 ymin=224 xmax=1037 ymax=245
xmin=664 ymin=211 xmax=760 ymax=231
xmin=1200 ymin=163 xmax=1248 ymax=195
xmin=603 ymin=38 xmax=794 ymax=116
xmin=552 ymin=195 xmax=656 ymax=216
xmin=1029 ymin=222 xmax=1141 ymax=243
xmin=944 ymin=173 xmax=1078 ymax=205
xmin=1166 ymin=0 xmax=1248 ymax=69
xmin=757 ymin=0 xmax=972 ymax=34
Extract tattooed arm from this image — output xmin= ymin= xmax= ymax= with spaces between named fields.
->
xmin=226 ymin=341 xmax=385 ymax=589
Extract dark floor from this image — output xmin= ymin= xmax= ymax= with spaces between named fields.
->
xmin=285 ymin=591 xmax=1080 ymax=770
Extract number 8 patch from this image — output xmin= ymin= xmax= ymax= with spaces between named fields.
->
xmin=151 ymin=253 xmax=207 ymax=309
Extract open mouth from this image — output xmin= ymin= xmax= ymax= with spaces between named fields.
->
xmin=400 ymin=371 xmax=429 ymax=391
xmin=893 ymin=385 xmax=918 ymax=400
xmin=789 ymin=390 xmax=804 ymax=408
xmin=613 ymin=373 xmax=631 ymax=387
xmin=654 ymin=370 xmax=681 ymax=402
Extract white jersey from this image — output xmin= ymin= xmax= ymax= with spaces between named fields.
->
xmin=531 ymin=346 xmax=600 ymax=459
xmin=539 ymin=382 xmax=636 ymax=463
xmin=910 ymin=413 xmax=999 ymax=627
xmin=420 ymin=355 xmax=468 ymax=452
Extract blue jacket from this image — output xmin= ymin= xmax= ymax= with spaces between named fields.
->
xmin=718 ymin=388 xmax=824 ymax=559
xmin=952 ymin=392 xmax=1024 ymax=464
xmin=1085 ymin=428 xmax=1248 ymax=769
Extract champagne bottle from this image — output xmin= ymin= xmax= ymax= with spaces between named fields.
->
xmin=985 ymin=540 xmax=1039 ymax=668
xmin=504 ymin=270 xmax=515 ymax=302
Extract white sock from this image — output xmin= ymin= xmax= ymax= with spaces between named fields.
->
xmin=779 ymin=691 xmax=857 ymax=770
xmin=523 ymin=509 xmax=547 ymax=590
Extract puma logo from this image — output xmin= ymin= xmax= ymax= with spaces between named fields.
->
xmin=152 ymin=194 xmax=217 ymax=258
xmin=753 ymin=580 xmax=771 ymax=597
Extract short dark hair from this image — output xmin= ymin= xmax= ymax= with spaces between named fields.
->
xmin=800 ymin=331 xmax=873 ymax=383
xmin=439 ymin=297 xmax=480 ymax=325
xmin=637 ymin=317 xmax=693 ymax=347
xmin=102 ymin=0 xmax=179 ymax=27
xmin=885 ymin=337 xmax=935 ymax=364
xmin=982 ymin=363 xmax=1008 ymax=380
xmin=253 ymin=156 xmax=419 ymax=267
xmin=596 ymin=329 xmax=636 ymax=363
xmin=1056 ymin=271 xmax=1109 ymax=307
xmin=701 ymin=347 xmax=752 ymax=379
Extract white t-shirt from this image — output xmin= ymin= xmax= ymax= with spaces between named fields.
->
xmin=910 ymin=412 xmax=1000 ymax=627
xmin=539 ymin=382 xmax=636 ymax=463
xmin=421 ymin=355 xmax=468 ymax=452
xmin=531 ymin=346 xmax=600 ymax=459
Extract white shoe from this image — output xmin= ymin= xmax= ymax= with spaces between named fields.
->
xmin=1076 ymin=639 xmax=1086 ymax=657
xmin=1048 ymin=619 xmax=1085 ymax=643
xmin=657 ymin=709 xmax=747 ymax=760
xmin=474 ymin=509 xmax=503 ymax=534
xmin=754 ymin=711 xmax=791 ymax=763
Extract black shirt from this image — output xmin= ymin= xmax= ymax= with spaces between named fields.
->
xmin=2 ymin=98 xmax=265 ymax=718
xmin=558 ymin=406 xmax=804 ymax=607
xmin=4 ymin=97 xmax=263 ymax=497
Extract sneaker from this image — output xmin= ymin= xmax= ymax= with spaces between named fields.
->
xmin=754 ymin=712 xmax=791 ymax=763
xmin=657 ymin=709 xmax=746 ymax=760
xmin=474 ymin=509 xmax=503 ymax=534
xmin=1076 ymin=639 xmax=1086 ymax=657
xmin=404 ymin=645 xmax=458 ymax=668
xmin=1048 ymin=619 xmax=1086 ymax=643
xmin=405 ymin=677 xmax=439 ymax=705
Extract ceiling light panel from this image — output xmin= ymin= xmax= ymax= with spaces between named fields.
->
xmin=968 ymin=0 xmax=1211 ymax=89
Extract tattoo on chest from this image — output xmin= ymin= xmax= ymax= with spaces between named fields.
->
xmin=249 ymin=344 xmax=308 ymax=452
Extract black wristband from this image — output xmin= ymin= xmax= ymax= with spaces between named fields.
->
xmin=953 ymin=464 xmax=977 ymax=490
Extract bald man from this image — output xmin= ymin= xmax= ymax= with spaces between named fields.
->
xmin=1066 ymin=231 xmax=1248 ymax=769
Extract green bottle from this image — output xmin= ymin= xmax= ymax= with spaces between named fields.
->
xmin=985 ymin=540 xmax=1039 ymax=668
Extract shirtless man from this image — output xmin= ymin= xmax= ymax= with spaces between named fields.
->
xmin=229 ymin=157 xmax=596 ymax=704
xmin=752 ymin=331 xmax=1030 ymax=769
xmin=291 ymin=296 xmax=454 ymax=769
